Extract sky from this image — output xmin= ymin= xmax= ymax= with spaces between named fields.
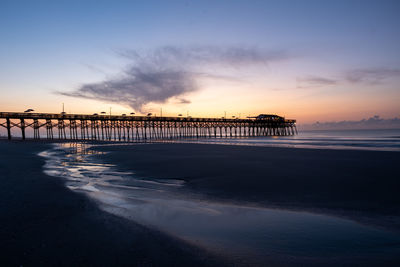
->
xmin=0 ymin=0 xmax=399 ymax=124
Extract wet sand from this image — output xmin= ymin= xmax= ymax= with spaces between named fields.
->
xmin=0 ymin=141 xmax=222 ymax=266
xmin=96 ymin=143 xmax=400 ymax=230
xmin=2 ymin=140 xmax=400 ymax=266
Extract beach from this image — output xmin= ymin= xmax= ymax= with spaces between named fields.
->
xmin=92 ymin=142 xmax=400 ymax=266
xmin=0 ymin=141 xmax=222 ymax=266
xmin=97 ymin=143 xmax=400 ymax=225
xmin=1 ymin=140 xmax=400 ymax=266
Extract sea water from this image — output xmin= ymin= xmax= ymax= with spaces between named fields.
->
xmin=164 ymin=129 xmax=400 ymax=151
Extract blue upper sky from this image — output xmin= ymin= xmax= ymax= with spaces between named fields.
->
xmin=1 ymin=0 xmax=399 ymax=122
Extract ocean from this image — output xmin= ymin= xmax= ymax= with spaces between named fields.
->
xmin=165 ymin=128 xmax=400 ymax=151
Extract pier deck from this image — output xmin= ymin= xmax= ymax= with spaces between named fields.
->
xmin=0 ymin=112 xmax=297 ymax=141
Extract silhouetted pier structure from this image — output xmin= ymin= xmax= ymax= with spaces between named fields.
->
xmin=0 ymin=112 xmax=297 ymax=141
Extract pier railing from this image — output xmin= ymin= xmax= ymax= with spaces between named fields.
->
xmin=0 ymin=112 xmax=297 ymax=141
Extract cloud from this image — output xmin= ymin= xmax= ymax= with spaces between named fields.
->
xmin=297 ymin=67 xmax=400 ymax=89
xmin=345 ymin=68 xmax=400 ymax=85
xmin=118 ymin=46 xmax=289 ymax=68
xmin=296 ymin=76 xmax=338 ymax=88
xmin=62 ymin=70 xmax=197 ymax=110
xmin=60 ymin=46 xmax=290 ymax=111
xmin=176 ymin=98 xmax=191 ymax=104
xmin=299 ymin=115 xmax=400 ymax=130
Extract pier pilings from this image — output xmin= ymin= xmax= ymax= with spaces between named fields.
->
xmin=0 ymin=112 xmax=297 ymax=141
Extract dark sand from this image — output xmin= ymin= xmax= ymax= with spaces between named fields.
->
xmin=0 ymin=141 xmax=222 ymax=266
xmin=2 ymin=140 xmax=400 ymax=266
xmin=96 ymin=143 xmax=400 ymax=230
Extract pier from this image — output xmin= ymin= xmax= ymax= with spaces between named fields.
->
xmin=0 ymin=112 xmax=297 ymax=141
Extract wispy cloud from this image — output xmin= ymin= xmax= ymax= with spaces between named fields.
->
xmin=297 ymin=67 xmax=400 ymax=89
xmin=60 ymin=46 xmax=290 ymax=111
xmin=118 ymin=46 xmax=289 ymax=68
xmin=296 ymin=76 xmax=338 ymax=88
xmin=345 ymin=68 xmax=400 ymax=85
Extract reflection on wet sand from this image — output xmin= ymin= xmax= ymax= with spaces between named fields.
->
xmin=39 ymin=143 xmax=400 ymax=265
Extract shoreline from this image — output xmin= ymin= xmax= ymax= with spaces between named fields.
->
xmin=1 ymin=126 xmax=400 ymax=153
xmin=0 ymin=141 xmax=224 ymax=266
